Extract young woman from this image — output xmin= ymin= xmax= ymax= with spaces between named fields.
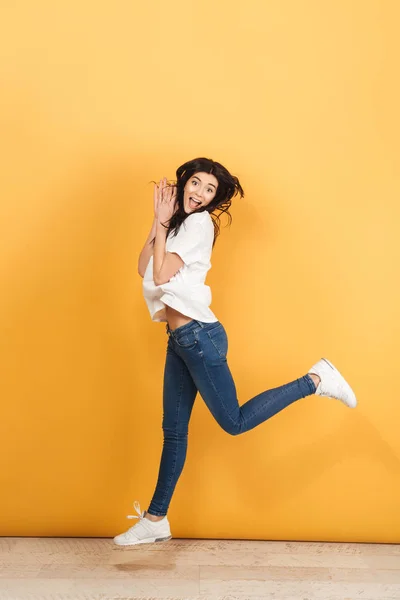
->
xmin=113 ymin=157 xmax=357 ymax=547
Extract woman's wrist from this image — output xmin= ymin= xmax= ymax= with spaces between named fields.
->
xmin=156 ymin=219 xmax=168 ymax=233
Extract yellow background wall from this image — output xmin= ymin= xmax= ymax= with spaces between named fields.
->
xmin=1 ymin=1 xmax=399 ymax=543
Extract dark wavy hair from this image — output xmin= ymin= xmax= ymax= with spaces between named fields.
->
xmin=151 ymin=157 xmax=244 ymax=248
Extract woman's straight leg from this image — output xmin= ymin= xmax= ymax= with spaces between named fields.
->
xmin=147 ymin=336 xmax=198 ymax=517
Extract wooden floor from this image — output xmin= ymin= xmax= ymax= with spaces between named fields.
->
xmin=0 ymin=537 xmax=399 ymax=600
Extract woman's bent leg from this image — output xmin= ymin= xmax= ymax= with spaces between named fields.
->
xmin=185 ymin=323 xmax=317 ymax=436
xmin=192 ymin=361 xmax=315 ymax=435
xmin=147 ymin=340 xmax=198 ymax=516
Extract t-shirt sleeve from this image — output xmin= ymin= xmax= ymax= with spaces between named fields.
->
xmin=167 ymin=215 xmax=210 ymax=266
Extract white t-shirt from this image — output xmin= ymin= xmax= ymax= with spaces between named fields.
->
xmin=142 ymin=210 xmax=218 ymax=323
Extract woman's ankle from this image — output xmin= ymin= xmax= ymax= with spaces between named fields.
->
xmin=309 ymin=373 xmax=321 ymax=389
xmin=145 ymin=511 xmax=165 ymax=522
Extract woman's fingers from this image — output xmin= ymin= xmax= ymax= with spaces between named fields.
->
xmin=161 ymin=180 xmax=173 ymax=203
xmin=158 ymin=179 xmax=163 ymax=203
xmin=154 ymin=183 xmax=159 ymax=211
xmin=160 ymin=178 xmax=166 ymax=200
xmin=157 ymin=178 xmax=177 ymax=206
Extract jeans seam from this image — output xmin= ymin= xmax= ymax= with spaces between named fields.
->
xmin=242 ymin=377 xmax=311 ymax=428
xmin=157 ymin=354 xmax=185 ymax=514
xmin=199 ymin=352 xmax=238 ymax=431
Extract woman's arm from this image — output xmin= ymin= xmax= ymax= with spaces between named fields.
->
xmin=138 ymin=178 xmax=165 ymax=278
xmin=152 ymin=180 xmax=184 ymax=285
xmin=137 ymin=218 xmax=157 ymax=278
xmin=153 ymin=220 xmax=184 ymax=286
xmin=138 ymin=177 xmax=184 ymax=284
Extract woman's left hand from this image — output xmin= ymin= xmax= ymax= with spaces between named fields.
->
xmin=157 ymin=179 xmax=178 ymax=224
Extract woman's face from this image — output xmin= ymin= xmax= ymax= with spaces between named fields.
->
xmin=183 ymin=171 xmax=218 ymax=213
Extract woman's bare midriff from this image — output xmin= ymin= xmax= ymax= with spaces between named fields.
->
xmin=165 ymin=305 xmax=194 ymax=331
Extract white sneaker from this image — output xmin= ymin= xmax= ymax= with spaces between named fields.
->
xmin=113 ymin=501 xmax=172 ymax=547
xmin=308 ymin=358 xmax=357 ymax=408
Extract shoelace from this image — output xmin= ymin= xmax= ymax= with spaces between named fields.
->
xmin=126 ymin=500 xmax=145 ymax=521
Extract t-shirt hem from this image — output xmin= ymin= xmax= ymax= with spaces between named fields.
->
xmin=153 ymin=297 xmax=218 ymax=323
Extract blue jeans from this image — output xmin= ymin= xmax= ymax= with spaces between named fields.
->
xmin=147 ymin=319 xmax=316 ymax=516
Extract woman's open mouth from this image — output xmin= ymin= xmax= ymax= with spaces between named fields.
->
xmin=189 ymin=197 xmax=201 ymax=209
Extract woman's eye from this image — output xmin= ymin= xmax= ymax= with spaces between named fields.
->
xmin=191 ymin=181 xmax=213 ymax=194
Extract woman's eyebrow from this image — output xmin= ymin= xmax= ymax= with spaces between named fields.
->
xmin=193 ymin=175 xmax=216 ymax=189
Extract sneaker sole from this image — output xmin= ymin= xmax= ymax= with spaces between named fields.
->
xmin=321 ymin=358 xmax=357 ymax=408
xmin=113 ymin=535 xmax=172 ymax=547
